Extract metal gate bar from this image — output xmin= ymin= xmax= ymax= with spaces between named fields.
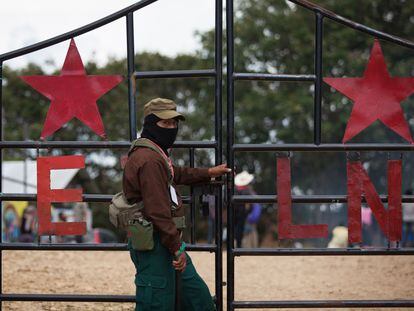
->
xmin=233 ymin=300 xmax=414 ymax=309
xmin=0 ymin=60 xmax=3 ymax=311
xmin=0 ymin=0 xmax=159 ymax=62
xmin=0 ymin=244 xmax=215 ymax=252
xmin=1 ymin=294 xmax=136 ymax=303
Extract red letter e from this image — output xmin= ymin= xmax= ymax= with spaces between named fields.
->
xmin=37 ymin=155 xmax=86 ymax=236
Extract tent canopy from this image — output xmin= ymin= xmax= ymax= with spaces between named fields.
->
xmin=2 ymin=160 xmax=79 ymax=194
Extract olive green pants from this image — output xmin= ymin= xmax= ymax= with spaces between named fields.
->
xmin=128 ymin=235 xmax=215 ymax=311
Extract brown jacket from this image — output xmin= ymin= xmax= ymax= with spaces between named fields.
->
xmin=123 ymin=147 xmax=210 ymax=254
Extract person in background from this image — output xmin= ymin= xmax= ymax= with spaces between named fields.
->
xmin=234 ymin=171 xmax=262 ymax=248
xmin=327 ymin=224 xmax=348 ymax=248
xmin=402 ymin=189 xmax=414 ymax=247
xmin=73 ymin=201 xmax=89 ymax=243
xmin=3 ymin=203 xmax=20 ymax=242
xmin=361 ymin=206 xmax=373 ymax=246
xmin=205 ymin=194 xmax=216 ymax=244
xmin=19 ymin=205 xmax=37 ymax=243
xmin=243 ymin=201 xmax=262 ymax=248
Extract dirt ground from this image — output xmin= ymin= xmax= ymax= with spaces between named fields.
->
xmin=2 ymin=250 xmax=414 ymax=311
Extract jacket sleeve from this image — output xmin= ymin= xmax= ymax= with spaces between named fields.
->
xmin=138 ymin=159 xmax=181 ymax=254
xmin=173 ymin=166 xmax=211 ymax=185
xmin=247 ymin=203 xmax=262 ymax=224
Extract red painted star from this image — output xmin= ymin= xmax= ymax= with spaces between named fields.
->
xmin=324 ymin=39 xmax=414 ymax=143
xmin=21 ymin=39 xmax=123 ymax=139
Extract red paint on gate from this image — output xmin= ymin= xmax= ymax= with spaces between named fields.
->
xmin=324 ymin=40 xmax=414 ymax=143
xmin=346 ymin=160 xmax=402 ymax=243
xmin=37 ymin=155 xmax=86 ymax=236
xmin=346 ymin=161 xmax=362 ymax=243
xmin=388 ymin=160 xmax=403 ymax=241
xmin=20 ymin=39 xmax=123 ymax=139
xmin=277 ymin=157 xmax=328 ymax=239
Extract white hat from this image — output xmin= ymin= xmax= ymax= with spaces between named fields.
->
xmin=234 ymin=171 xmax=254 ymax=186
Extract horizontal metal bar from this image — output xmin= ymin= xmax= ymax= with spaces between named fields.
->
xmin=135 ymin=69 xmax=216 ymax=79
xmin=288 ymin=0 xmax=414 ymax=50
xmin=0 ymin=193 xmax=191 ymax=204
xmin=0 ymin=140 xmax=216 ymax=149
xmin=0 ymin=243 xmax=216 ymax=252
xmin=233 ymin=248 xmax=414 ymax=256
xmin=1 ymin=193 xmax=110 ymax=202
xmin=233 ymin=73 xmax=316 ymax=82
xmin=2 ymin=296 xmax=413 ymax=307
xmin=232 ymin=195 xmax=414 ymax=204
xmin=233 ymin=299 xmax=414 ymax=308
xmin=0 ymin=141 xmax=129 ymax=149
xmin=0 ymin=0 xmax=159 ymax=62
xmin=1 ymin=293 xmax=135 ymax=302
xmin=233 ymin=143 xmax=414 ymax=152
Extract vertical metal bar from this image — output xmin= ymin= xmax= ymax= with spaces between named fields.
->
xmin=126 ymin=12 xmax=137 ymax=141
xmin=23 ymin=124 xmax=29 ymax=193
xmin=189 ymin=148 xmax=196 ymax=244
xmin=215 ymin=0 xmax=223 ymax=309
xmin=226 ymin=0 xmax=235 ymax=309
xmin=23 ymin=159 xmax=28 ymax=193
xmin=0 ymin=61 xmax=3 ymax=311
xmin=314 ymin=12 xmax=324 ymax=145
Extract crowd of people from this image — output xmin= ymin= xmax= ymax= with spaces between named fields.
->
xmin=3 ymin=203 xmax=37 ymax=243
xmin=2 ymin=201 xmax=95 ymax=243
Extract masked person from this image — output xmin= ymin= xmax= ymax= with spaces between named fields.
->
xmin=123 ymin=98 xmax=230 ymax=311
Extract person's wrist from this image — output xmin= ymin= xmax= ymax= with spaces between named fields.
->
xmin=175 ymin=241 xmax=186 ymax=257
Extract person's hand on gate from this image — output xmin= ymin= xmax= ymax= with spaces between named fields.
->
xmin=173 ymin=251 xmax=187 ymax=272
xmin=208 ymin=164 xmax=232 ymax=178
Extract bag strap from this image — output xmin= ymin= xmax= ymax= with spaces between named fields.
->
xmin=128 ymin=138 xmax=173 ymax=183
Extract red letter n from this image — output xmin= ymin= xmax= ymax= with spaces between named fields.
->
xmin=277 ymin=156 xmax=328 ymax=239
xmin=37 ymin=155 xmax=86 ymax=236
xmin=347 ymin=160 xmax=402 ymax=244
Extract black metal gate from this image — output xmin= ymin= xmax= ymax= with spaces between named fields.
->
xmin=0 ymin=0 xmax=223 ymax=309
xmin=2 ymin=0 xmax=414 ymax=310
xmin=225 ymin=0 xmax=414 ymax=309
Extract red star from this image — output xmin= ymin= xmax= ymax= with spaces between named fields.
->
xmin=21 ymin=39 xmax=123 ymax=139
xmin=324 ymin=39 xmax=414 ymax=143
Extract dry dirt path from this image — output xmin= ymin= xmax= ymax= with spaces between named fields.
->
xmin=3 ymin=250 xmax=414 ymax=310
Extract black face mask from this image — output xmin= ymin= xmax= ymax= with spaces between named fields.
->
xmin=141 ymin=114 xmax=178 ymax=155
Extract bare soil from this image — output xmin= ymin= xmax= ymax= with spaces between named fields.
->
xmin=3 ymin=250 xmax=414 ymax=310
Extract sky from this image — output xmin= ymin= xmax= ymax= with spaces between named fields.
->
xmin=1 ymin=0 xmax=216 ymax=70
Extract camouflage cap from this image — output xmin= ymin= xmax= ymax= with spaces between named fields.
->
xmin=143 ymin=98 xmax=185 ymax=121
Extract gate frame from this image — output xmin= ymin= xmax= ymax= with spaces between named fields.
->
xmin=225 ymin=0 xmax=414 ymax=309
xmin=2 ymin=0 xmax=414 ymax=310
xmin=0 ymin=0 xmax=224 ymax=310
